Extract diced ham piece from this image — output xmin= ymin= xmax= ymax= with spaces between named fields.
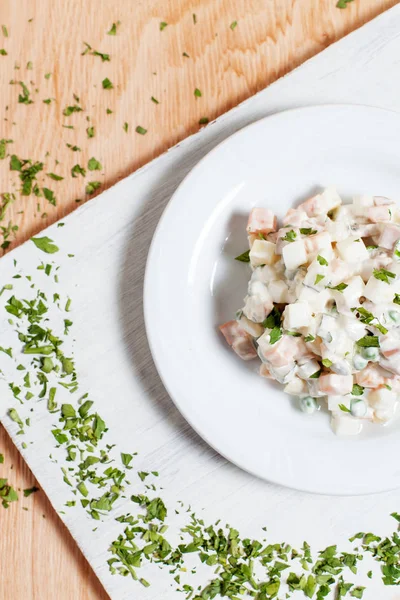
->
xmin=247 ymin=208 xmax=277 ymax=236
xmin=258 ymin=335 xmax=309 ymax=367
xmin=318 ymin=374 xmax=353 ymax=395
xmin=378 ymin=224 xmax=400 ymax=250
xmin=259 ymin=364 xmax=273 ymax=378
xmin=367 ymin=205 xmax=392 ymax=223
xmin=355 ymin=365 xmax=386 ymax=388
xmin=219 ymin=320 xmax=257 ymax=360
xmin=282 ymin=208 xmax=309 ymax=227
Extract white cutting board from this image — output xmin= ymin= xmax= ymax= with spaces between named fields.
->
xmin=1 ymin=6 xmax=400 ymax=600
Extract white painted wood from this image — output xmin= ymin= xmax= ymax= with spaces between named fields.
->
xmin=1 ymin=6 xmax=400 ymax=599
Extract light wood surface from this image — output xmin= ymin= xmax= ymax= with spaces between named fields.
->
xmin=0 ymin=1 xmax=396 ymax=599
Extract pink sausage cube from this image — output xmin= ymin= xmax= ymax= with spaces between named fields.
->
xmin=367 ymin=205 xmax=392 ymax=223
xmin=219 ymin=320 xmax=257 ymax=361
xmin=319 ymin=374 xmax=353 ymax=395
xmin=247 ymin=208 xmax=277 ymax=235
xmin=283 ymin=208 xmax=309 ymax=227
xmin=378 ymin=224 xmax=400 ymax=250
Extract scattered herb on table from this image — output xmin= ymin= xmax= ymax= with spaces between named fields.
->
xmin=160 ymin=22 xmax=168 ymax=31
xmin=86 ymin=181 xmax=101 ymax=195
xmin=107 ymin=22 xmax=120 ymax=35
xmin=230 ymin=21 xmax=238 ymax=30
xmin=102 ymin=77 xmax=113 ymax=90
xmin=86 ymin=126 xmax=95 ymax=138
xmin=135 ymin=126 xmax=147 ymax=135
xmin=194 ymin=87 xmax=202 ymax=98
xmin=88 ymin=157 xmax=102 ymax=171
xmin=71 ymin=164 xmax=86 ymax=178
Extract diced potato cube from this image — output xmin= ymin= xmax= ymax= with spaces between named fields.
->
xmin=328 ymin=395 xmax=351 ymax=412
xmin=282 ymin=302 xmax=312 ymax=330
xmin=282 ymin=239 xmax=307 ymax=270
xmin=297 ymin=287 xmax=331 ymax=313
xmin=297 ymin=359 xmax=321 ymax=380
xmin=352 ymin=194 xmax=374 ymax=217
xmin=368 ymin=387 xmax=397 ymax=408
xmin=249 ymin=239 xmax=277 ymax=267
xmin=332 ymin=276 xmax=365 ymax=314
xmin=304 ymin=231 xmax=333 ymax=261
xmin=247 ymin=208 xmax=277 ymax=235
xmin=268 ymin=279 xmax=290 ymax=303
xmin=336 ymin=237 xmax=369 ymax=263
xmin=331 ymin=415 xmax=362 ymax=436
xmin=237 ymin=316 xmax=264 ymax=338
xmin=364 ymin=275 xmax=396 ymax=303
xmin=284 ymin=376 xmax=307 ymax=395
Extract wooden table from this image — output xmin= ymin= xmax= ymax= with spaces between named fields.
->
xmin=0 ymin=1 xmax=396 ymax=598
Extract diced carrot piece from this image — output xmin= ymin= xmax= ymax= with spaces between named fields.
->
xmin=247 ymin=208 xmax=277 ymax=235
xmin=355 ymin=365 xmax=386 ymax=388
xmin=319 ymin=374 xmax=353 ymax=395
xmin=219 ymin=320 xmax=257 ymax=360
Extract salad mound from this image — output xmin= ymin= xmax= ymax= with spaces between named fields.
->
xmin=220 ymin=187 xmax=400 ymax=435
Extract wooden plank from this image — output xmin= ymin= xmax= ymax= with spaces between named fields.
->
xmin=0 ymin=1 xmax=396 ymax=598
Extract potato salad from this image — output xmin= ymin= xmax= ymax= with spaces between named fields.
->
xmin=220 ymin=187 xmax=400 ymax=435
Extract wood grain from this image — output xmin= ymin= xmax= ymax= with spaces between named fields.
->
xmin=0 ymin=0 xmax=396 ymax=598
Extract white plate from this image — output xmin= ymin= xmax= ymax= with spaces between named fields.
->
xmin=144 ymin=105 xmax=400 ymax=495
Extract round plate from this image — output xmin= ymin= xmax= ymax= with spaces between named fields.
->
xmin=144 ymin=105 xmax=400 ymax=495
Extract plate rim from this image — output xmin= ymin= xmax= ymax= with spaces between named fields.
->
xmin=144 ymin=104 xmax=400 ymax=496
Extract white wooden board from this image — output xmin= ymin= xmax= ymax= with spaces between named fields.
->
xmin=1 ymin=6 xmax=400 ymax=599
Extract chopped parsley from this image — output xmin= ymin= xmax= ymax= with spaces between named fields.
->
xmin=194 ymin=88 xmax=202 ymax=98
xmin=282 ymin=229 xmax=296 ymax=242
xmin=317 ymin=254 xmax=328 ymax=266
xmin=304 ymin=334 xmax=315 ymax=342
xmin=23 ymin=486 xmax=39 ymax=497
xmin=107 ymin=22 xmax=120 ymax=35
xmin=151 ymin=96 xmax=159 ymax=104
xmin=159 ymin=22 xmax=168 ymax=31
xmin=86 ymin=181 xmax=101 ymax=195
xmin=300 ymin=227 xmax=317 ymax=235
xmin=86 ymin=126 xmax=95 ymax=138
xmin=263 ymin=306 xmax=281 ymax=329
xmin=17 ymin=81 xmax=33 ymax=104
xmin=47 ymin=173 xmax=63 ymax=181
xmin=394 ymin=294 xmax=400 ymax=305
xmin=339 ymin=404 xmax=351 ymax=413
xmin=71 ymin=164 xmax=86 ymax=178
xmin=2 ymin=25 xmax=8 ymax=37
xmin=269 ymin=326 xmax=282 ymax=345
xmin=315 ymin=274 xmax=325 ymax=285
xmin=337 ymin=0 xmax=354 ymax=7
xmin=235 ymin=249 xmax=250 ymax=262
xmin=43 ymin=188 xmax=56 ymax=206
xmin=230 ymin=21 xmax=238 ymax=30
xmin=356 ymin=335 xmax=380 ymax=348
xmin=199 ymin=117 xmax=209 ymax=125
xmin=102 ymin=77 xmax=113 ymax=90
xmin=352 ymin=384 xmax=364 ymax=396
xmin=88 ymin=157 xmax=102 ymax=171
xmin=63 ymin=104 xmax=82 ymax=116
xmin=322 ymin=358 xmax=333 ymax=368
xmin=135 ymin=126 xmax=147 ymax=135
xmin=310 ymin=369 xmax=322 ymax=378
xmin=0 ymin=138 xmax=12 ymax=159
xmin=31 ymin=236 xmax=59 ymax=254
xmin=328 ymin=282 xmax=348 ymax=292
xmin=373 ymin=268 xmax=396 ymax=284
